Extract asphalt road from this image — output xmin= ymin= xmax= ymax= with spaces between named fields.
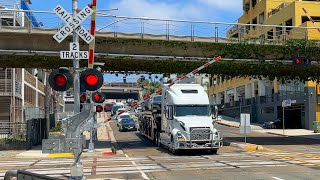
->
xmin=1 ymin=113 xmax=320 ymax=180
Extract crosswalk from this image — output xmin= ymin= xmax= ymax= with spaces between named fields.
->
xmin=0 ymin=151 xmax=301 ymax=179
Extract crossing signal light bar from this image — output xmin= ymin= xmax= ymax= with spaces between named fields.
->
xmin=80 ymin=68 xmax=103 ymax=91
xmin=92 ymin=92 xmax=106 ymax=103
xmin=95 ymin=105 xmax=103 ymax=112
xmin=49 ymin=68 xmax=73 ymax=91
xmin=292 ymin=56 xmax=310 ymax=65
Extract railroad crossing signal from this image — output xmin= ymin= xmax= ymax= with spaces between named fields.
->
xmin=292 ymin=56 xmax=310 ymax=65
xmin=92 ymin=92 xmax=106 ymax=103
xmin=53 ymin=4 xmax=94 ymax=44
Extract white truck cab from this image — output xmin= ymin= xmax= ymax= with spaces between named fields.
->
xmin=160 ymin=84 xmax=222 ymax=153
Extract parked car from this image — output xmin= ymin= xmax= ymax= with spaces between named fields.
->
xmin=104 ymin=103 xmax=114 ymax=112
xmin=111 ymin=105 xmax=122 ymax=116
xmin=263 ymin=119 xmax=282 ymax=129
xmin=116 ymin=112 xmax=131 ymax=123
xmin=118 ymin=118 xmax=137 ymax=132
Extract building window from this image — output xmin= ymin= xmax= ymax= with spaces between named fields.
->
xmin=276 ymin=24 xmax=283 ymax=39
xmin=252 ymin=17 xmax=257 ymax=30
xmin=261 ymin=107 xmax=274 ymax=114
xmin=302 ymin=16 xmax=320 ymax=24
xmin=259 ymin=12 xmax=265 ymax=24
xmin=267 ymin=29 xmax=274 ymax=39
xmin=243 ymin=2 xmax=250 ymax=13
xmin=285 ymin=19 xmax=293 ymax=33
xmin=252 ymin=0 xmax=257 ymax=8
xmin=246 ymin=22 xmax=250 ymax=34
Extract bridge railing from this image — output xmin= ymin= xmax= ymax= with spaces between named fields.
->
xmin=0 ymin=9 xmax=320 ymax=44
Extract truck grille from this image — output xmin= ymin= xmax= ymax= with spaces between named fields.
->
xmin=190 ymin=127 xmax=211 ymax=141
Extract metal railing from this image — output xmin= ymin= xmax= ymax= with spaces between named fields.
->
xmin=0 ymin=9 xmax=320 ymax=45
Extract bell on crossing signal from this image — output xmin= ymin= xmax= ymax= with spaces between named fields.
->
xmin=95 ymin=105 xmax=103 ymax=112
xmin=92 ymin=92 xmax=106 ymax=103
xmin=80 ymin=68 xmax=104 ymax=91
xmin=49 ymin=68 xmax=73 ymax=91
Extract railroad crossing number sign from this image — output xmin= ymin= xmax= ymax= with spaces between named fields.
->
xmin=60 ymin=42 xmax=89 ymax=59
xmin=53 ymin=4 xmax=94 ymax=44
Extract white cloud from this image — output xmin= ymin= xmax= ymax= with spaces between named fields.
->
xmin=197 ymin=0 xmax=242 ymax=10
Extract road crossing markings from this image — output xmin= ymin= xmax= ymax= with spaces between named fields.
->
xmin=124 ymin=154 xmax=150 ymax=180
xmin=248 ymin=150 xmax=320 ymax=167
xmin=272 ymin=177 xmax=285 ymax=180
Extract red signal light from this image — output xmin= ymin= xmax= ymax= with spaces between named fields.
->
xmin=94 ymin=94 xmax=101 ymax=101
xmin=80 ymin=69 xmax=103 ymax=91
xmin=296 ymin=58 xmax=301 ymax=64
xmin=49 ymin=69 xmax=73 ymax=92
xmin=92 ymin=92 xmax=105 ymax=103
xmin=80 ymin=94 xmax=86 ymax=103
xmin=54 ymin=74 xmax=67 ymax=86
xmin=85 ymin=74 xmax=98 ymax=86
xmin=96 ymin=105 xmax=103 ymax=112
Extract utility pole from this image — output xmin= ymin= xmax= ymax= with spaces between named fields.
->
xmin=73 ymin=0 xmax=80 ymax=114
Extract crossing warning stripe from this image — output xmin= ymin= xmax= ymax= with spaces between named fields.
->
xmin=131 ymin=56 xmax=221 ymax=108
xmin=302 ymin=8 xmax=320 ymax=33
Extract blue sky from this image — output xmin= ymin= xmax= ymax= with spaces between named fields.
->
xmin=27 ymin=0 xmax=242 ymax=82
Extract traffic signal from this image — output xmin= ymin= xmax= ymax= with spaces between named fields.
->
xmin=80 ymin=68 xmax=104 ymax=91
xmin=49 ymin=68 xmax=73 ymax=91
xmin=92 ymin=92 xmax=106 ymax=103
xmin=95 ymin=105 xmax=103 ymax=112
xmin=292 ymin=56 xmax=310 ymax=65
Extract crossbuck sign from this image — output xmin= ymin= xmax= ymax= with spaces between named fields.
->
xmin=53 ymin=5 xmax=94 ymax=44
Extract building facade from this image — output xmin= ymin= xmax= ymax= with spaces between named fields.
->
xmin=228 ymin=0 xmax=320 ymax=41
xmin=209 ymin=0 xmax=320 ymax=130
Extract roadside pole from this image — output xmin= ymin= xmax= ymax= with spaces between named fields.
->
xmin=88 ymin=0 xmax=98 ymax=152
xmin=73 ymin=0 xmax=80 ymax=114
xmin=71 ymin=0 xmax=82 ymax=179
xmin=283 ymin=105 xmax=285 ymax=135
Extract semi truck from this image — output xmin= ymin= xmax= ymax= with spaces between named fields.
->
xmin=138 ymin=84 xmax=222 ymax=154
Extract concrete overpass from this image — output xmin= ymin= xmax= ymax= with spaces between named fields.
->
xmin=100 ymin=82 xmax=140 ymax=100
xmin=1 ymin=27 xmax=320 ymax=79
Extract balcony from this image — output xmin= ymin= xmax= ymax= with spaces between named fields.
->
xmin=24 ymin=70 xmax=36 ymax=87
xmin=268 ymin=3 xmax=290 ymax=17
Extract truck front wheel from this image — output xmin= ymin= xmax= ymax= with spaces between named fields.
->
xmin=209 ymin=149 xmax=218 ymax=154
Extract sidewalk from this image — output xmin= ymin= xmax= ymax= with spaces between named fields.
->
xmin=16 ymin=113 xmax=115 ymax=158
xmin=216 ymin=117 xmax=320 ymax=141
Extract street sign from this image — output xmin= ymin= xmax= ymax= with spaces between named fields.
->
xmin=60 ymin=51 xmax=89 ymax=59
xmin=282 ymin=99 xmax=292 ymax=107
xmin=53 ymin=4 xmax=94 ymax=44
xmin=240 ymin=113 xmax=251 ymax=134
xmin=60 ymin=42 xmax=89 ymax=59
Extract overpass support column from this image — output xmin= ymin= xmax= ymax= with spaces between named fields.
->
xmin=245 ymin=83 xmax=252 ymax=99
xmin=258 ymin=80 xmax=266 ymax=96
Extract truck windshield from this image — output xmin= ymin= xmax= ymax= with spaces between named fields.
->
xmin=153 ymin=96 xmax=161 ymax=102
xmin=175 ymin=105 xmax=211 ymax=116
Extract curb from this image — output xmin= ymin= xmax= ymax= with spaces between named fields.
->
xmin=216 ymin=121 xmax=239 ymax=128
xmin=227 ymin=141 xmax=263 ymax=151
xmin=106 ymin=122 xmax=124 ymax=155
xmin=266 ymin=132 xmax=289 ymax=137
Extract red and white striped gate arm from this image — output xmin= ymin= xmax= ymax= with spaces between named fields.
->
xmin=131 ymin=56 xmax=221 ymax=108
xmin=88 ymin=0 xmax=97 ymax=68
xmin=302 ymin=8 xmax=320 ymax=33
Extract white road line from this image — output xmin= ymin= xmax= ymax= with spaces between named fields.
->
xmin=124 ymin=154 xmax=150 ymax=180
xmin=272 ymin=177 xmax=285 ymax=180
